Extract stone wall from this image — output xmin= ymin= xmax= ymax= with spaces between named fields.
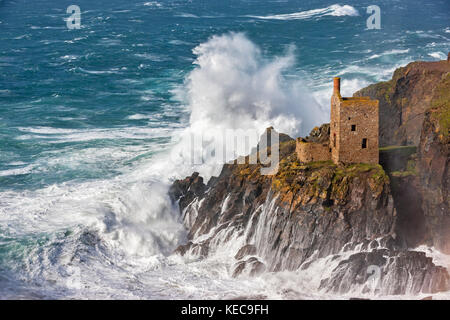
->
xmin=338 ymin=98 xmax=379 ymax=164
xmin=330 ymin=79 xmax=379 ymax=165
xmin=296 ymin=139 xmax=331 ymax=162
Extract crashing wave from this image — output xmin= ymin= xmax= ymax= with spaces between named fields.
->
xmin=247 ymin=4 xmax=359 ymax=21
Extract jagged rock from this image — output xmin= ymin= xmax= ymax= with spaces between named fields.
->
xmin=169 ymin=137 xmax=449 ymax=294
xmin=169 ymin=171 xmax=206 ymax=216
xmin=232 ymin=257 xmax=266 ymax=277
xmin=355 ymin=59 xmax=450 ymax=146
xmin=168 ymin=59 xmax=450 ymax=296
xmin=389 ymin=174 xmax=429 ymax=249
xmin=235 ymin=244 xmax=257 ymax=260
xmin=359 ymin=60 xmax=450 ymax=254
xmin=320 ymin=250 xmax=450 ymax=295
xmin=257 ymin=127 xmax=293 ymax=150
xmin=304 ymin=123 xmax=330 ymax=144
xmin=417 ymin=73 xmax=450 ymax=254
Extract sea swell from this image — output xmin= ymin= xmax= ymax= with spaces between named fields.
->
xmin=1 ymin=0 xmax=449 ymax=299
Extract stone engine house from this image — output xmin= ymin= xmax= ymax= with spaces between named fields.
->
xmin=296 ymin=77 xmax=379 ymax=165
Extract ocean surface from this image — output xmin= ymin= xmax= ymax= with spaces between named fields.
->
xmin=0 ymin=0 xmax=449 ymax=299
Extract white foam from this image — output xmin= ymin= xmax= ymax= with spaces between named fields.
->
xmin=368 ymin=49 xmax=410 ymax=60
xmin=134 ymin=53 xmax=169 ymax=61
xmin=143 ymin=1 xmax=162 ymax=7
xmin=127 ymin=113 xmax=151 ymax=120
xmin=0 ymin=35 xmax=327 ymax=297
xmin=78 ymin=67 xmax=121 ymax=75
xmin=414 ymin=245 xmax=450 ymax=270
xmin=248 ymin=4 xmax=359 ymax=21
xmin=167 ymin=32 xmax=326 ymax=179
xmin=60 ymin=55 xmax=79 ymax=61
xmin=4 ymin=31 xmax=443 ymax=299
xmin=169 ymin=40 xmax=191 ymax=46
xmin=176 ymin=13 xmax=199 ymax=18
xmin=428 ymin=51 xmax=446 ymax=60
xmin=0 ymin=164 xmax=36 ymax=177
xmin=313 ymin=78 xmax=370 ymax=111
xmin=16 ymin=126 xmax=178 ymax=143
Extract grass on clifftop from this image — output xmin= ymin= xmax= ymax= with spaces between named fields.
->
xmin=379 ymin=145 xmax=417 ymax=177
xmin=430 ymin=73 xmax=450 ymax=138
xmin=379 ymin=145 xmax=417 ymax=152
xmin=272 ymin=156 xmax=389 ymax=197
xmin=232 ymin=139 xmax=390 ymax=199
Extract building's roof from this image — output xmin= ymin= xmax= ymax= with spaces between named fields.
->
xmin=339 ymin=96 xmax=379 ymax=107
xmin=341 ymin=96 xmax=372 ymax=101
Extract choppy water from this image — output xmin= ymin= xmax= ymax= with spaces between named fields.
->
xmin=0 ymin=0 xmax=449 ymax=299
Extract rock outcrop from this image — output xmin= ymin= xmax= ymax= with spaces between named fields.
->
xmin=416 ymin=73 xmax=450 ymax=253
xmin=354 ymin=60 xmax=450 ymax=147
xmin=168 ymin=59 xmax=450 ymax=297
xmin=364 ymin=61 xmax=450 ymax=254
xmin=169 ymin=135 xmax=449 ymax=296
xmin=320 ymin=249 xmax=449 ymax=295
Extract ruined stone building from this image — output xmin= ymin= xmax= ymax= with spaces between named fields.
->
xmin=296 ymin=77 xmax=379 ymax=165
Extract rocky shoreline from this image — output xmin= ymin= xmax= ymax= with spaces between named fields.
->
xmin=168 ymin=58 xmax=450 ymax=297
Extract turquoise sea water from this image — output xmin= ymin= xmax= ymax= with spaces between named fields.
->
xmin=0 ymin=0 xmax=449 ymax=299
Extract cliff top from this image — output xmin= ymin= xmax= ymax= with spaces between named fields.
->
xmin=354 ymin=58 xmax=450 ymax=146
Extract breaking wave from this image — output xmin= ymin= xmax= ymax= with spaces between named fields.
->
xmin=0 ymin=32 xmax=327 ymax=298
xmin=168 ymin=32 xmax=326 ymax=179
xmin=248 ymin=4 xmax=359 ymax=21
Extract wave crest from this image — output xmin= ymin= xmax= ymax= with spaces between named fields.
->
xmin=248 ymin=4 xmax=359 ymax=21
xmin=168 ymin=32 xmax=325 ymax=178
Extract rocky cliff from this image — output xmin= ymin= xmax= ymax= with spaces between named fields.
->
xmin=417 ymin=73 xmax=450 ymax=253
xmin=362 ymin=60 xmax=450 ymax=255
xmin=170 ymin=135 xmax=448 ymax=296
xmin=354 ymin=60 xmax=450 ymax=147
xmin=168 ymin=59 xmax=450 ymax=298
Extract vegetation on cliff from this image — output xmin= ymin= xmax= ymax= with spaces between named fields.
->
xmin=354 ymin=60 xmax=450 ymax=146
xmin=430 ymin=73 xmax=450 ymax=140
xmin=271 ymin=156 xmax=388 ymax=201
xmin=169 ymin=58 xmax=450 ymax=295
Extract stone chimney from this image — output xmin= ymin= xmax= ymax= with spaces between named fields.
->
xmin=333 ymin=77 xmax=341 ymax=95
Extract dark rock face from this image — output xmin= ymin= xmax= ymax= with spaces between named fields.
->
xmin=354 ymin=60 xmax=450 ymax=147
xmin=168 ymin=172 xmax=206 ymax=222
xmin=320 ymin=249 xmax=449 ymax=295
xmin=304 ymin=123 xmax=330 ymax=144
xmin=232 ymin=257 xmax=266 ymax=278
xmin=169 ymin=147 xmax=449 ymax=295
xmin=358 ymin=60 xmax=450 ymax=254
xmin=235 ymin=244 xmax=257 ymax=260
xmin=168 ymin=60 xmax=450 ymax=297
xmin=378 ymin=146 xmax=430 ymax=248
xmin=416 ymin=74 xmax=450 ymax=254
xmin=389 ymin=174 xmax=429 ymax=249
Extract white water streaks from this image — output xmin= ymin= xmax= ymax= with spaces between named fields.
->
xmin=167 ymin=32 xmax=325 ymax=179
xmin=247 ymin=4 xmax=359 ymax=21
xmin=2 ymin=31 xmax=448 ymax=300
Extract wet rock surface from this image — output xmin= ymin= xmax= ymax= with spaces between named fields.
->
xmin=416 ymin=73 xmax=450 ymax=254
xmin=169 ymin=146 xmax=449 ymax=295
xmin=168 ymin=60 xmax=450 ymax=296
xmin=320 ymin=249 xmax=449 ymax=295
